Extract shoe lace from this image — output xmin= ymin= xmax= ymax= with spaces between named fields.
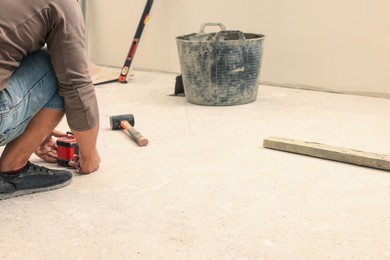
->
xmin=31 ymin=164 xmax=49 ymax=172
xmin=25 ymin=162 xmax=53 ymax=176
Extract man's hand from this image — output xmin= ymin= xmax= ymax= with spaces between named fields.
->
xmin=68 ymin=150 xmax=100 ymax=174
xmin=68 ymin=124 xmax=100 ymax=174
xmin=34 ymin=130 xmax=67 ymax=163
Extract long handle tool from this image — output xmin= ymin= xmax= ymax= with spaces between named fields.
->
xmin=94 ymin=0 xmax=154 ymax=86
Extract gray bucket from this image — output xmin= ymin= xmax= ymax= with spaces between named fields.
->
xmin=176 ymin=23 xmax=265 ymax=106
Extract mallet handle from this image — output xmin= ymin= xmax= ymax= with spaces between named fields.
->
xmin=120 ymin=120 xmax=149 ymax=147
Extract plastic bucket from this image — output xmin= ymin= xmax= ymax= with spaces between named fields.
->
xmin=176 ymin=23 xmax=265 ymax=106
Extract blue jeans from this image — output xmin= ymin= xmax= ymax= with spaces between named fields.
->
xmin=0 ymin=49 xmax=64 ymax=146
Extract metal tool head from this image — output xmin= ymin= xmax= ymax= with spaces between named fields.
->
xmin=110 ymin=114 xmax=135 ymax=130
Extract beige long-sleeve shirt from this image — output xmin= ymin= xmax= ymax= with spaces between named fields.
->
xmin=0 ymin=0 xmax=99 ymax=131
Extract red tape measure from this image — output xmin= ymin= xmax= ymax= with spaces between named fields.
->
xmin=57 ymin=132 xmax=78 ymax=167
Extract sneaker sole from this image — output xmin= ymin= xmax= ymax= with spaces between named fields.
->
xmin=0 ymin=179 xmax=72 ymax=200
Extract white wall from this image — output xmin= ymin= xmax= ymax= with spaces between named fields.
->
xmin=87 ymin=0 xmax=390 ymax=97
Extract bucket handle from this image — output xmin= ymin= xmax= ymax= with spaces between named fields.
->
xmin=199 ymin=23 xmax=226 ymax=34
xmin=215 ymin=30 xmax=246 ymax=41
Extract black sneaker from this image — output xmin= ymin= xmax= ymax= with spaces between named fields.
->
xmin=0 ymin=161 xmax=72 ymax=200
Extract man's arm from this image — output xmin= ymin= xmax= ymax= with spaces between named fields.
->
xmin=46 ymin=0 xmax=101 ymax=173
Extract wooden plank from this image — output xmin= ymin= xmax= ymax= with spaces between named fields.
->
xmin=263 ymin=136 xmax=390 ymax=172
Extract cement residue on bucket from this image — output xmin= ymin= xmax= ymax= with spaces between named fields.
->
xmin=176 ymin=23 xmax=265 ymax=106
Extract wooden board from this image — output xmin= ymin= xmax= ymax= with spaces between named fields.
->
xmin=263 ymin=136 xmax=390 ymax=172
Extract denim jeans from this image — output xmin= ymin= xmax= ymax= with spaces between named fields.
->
xmin=0 ymin=49 xmax=64 ymax=146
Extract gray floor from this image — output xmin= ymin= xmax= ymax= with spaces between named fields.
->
xmin=1 ymin=69 xmax=390 ymax=259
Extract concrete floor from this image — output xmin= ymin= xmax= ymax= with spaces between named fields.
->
xmin=1 ymin=68 xmax=390 ymax=259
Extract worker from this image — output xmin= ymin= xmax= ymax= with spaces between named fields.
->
xmin=0 ymin=0 xmax=100 ymax=200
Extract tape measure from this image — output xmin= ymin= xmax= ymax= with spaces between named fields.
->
xmin=57 ymin=132 xmax=78 ymax=167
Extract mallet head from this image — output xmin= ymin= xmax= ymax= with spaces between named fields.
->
xmin=110 ymin=114 xmax=135 ymax=130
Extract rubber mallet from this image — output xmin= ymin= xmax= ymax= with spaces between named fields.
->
xmin=110 ymin=114 xmax=149 ymax=146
